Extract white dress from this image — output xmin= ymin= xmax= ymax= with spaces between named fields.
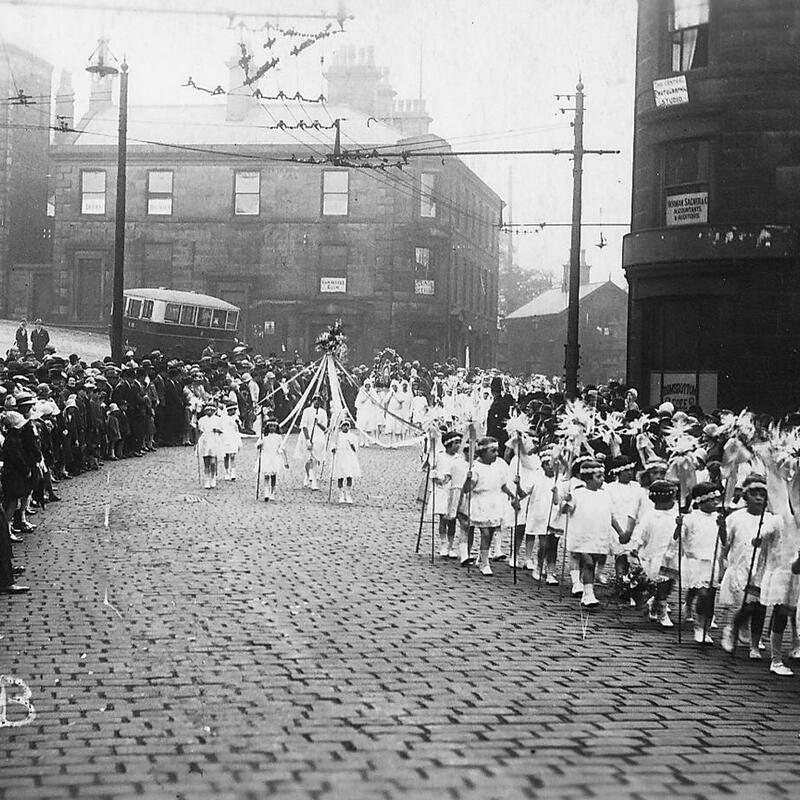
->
xmin=294 ymin=406 xmax=329 ymax=461
xmin=605 ymin=480 xmax=648 ymax=556
xmin=385 ymin=391 xmax=404 ymax=435
xmin=469 ymin=459 xmax=510 ymax=528
xmin=681 ymin=509 xmax=721 ymax=588
xmin=717 ymin=508 xmax=782 ymax=608
xmin=331 ymin=430 xmax=362 ymax=480
xmin=525 ymin=474 xmax=568 ymax=536
xmin=565 ymin=485 xmax=615 ymax=555
xmin=634 ymin=508 xmax=680 ymax=580
xmin=424 ymin=451 xmax=455 ymax=521
xmin=503 ymin=453 xmax=541 ymax=528
xmin=196 ymin=413 xmax=223 ymax=459
xmin=220 ymin=412 xmax=241 ymax=454
xmin=759 ymin=517 xmax=800 ymax=608
xmin=259 ymin=432 xmax=285 ymax=475
xmin=355 ymin=388 xmax=379 ymax=434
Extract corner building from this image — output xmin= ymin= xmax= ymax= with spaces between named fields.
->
xmin=624 ymin=0 xmax=800 ymax=413
xmin=50 ymin=46 xmax=501 ymax=367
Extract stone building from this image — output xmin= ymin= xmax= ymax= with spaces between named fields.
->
xmin=48 ymin=45 xmax=501 ymax=366
xmin=504 ymin=254 xmax=627 ymax=382
xmin=624 ymin=0 xmax=800 ymax=413
xmin=0 ymin=43 xmax=53 ymax=321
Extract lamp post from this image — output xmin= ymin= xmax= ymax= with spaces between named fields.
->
xmin=86 ymin=40 xmax=127 ymax=364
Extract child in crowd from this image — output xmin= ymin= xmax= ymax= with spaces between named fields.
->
xmin=525 ymin=451 xmax=567 ymax=584
xmin=717 ymin=474 xmax=781 ymax=659
xmin=106 ymin=403 xmax=122 ymax=460
xmin=197 ymin=403 xmax=223 ymax=489
xmin=425 ymin=431 xmax=461 ymax=557
xmin=680 ymin=481 xmax=724 ymax=643
xmin=221 ymin=400 xmax=241 ymax=480
xmin=331 ymin=417 xmax=361 ymax=504
xmin=504 ymin=431 xmax=542 ymax=572
xmin=563 ymin=459 xmax=624 ymax=607
xmin=465 ymin=436 xmax=517 ymax=576
xmin=626 ymin=479 xmax=680 ymax=627
xmin=256 ymin=414 xmax=287 ymax=502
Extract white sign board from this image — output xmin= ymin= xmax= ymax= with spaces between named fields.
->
xmin=320 ymin=277 xmax=346 ymax=293
xmin=653 ymin=75 xmax=689 ymax=107
xmin=650 ymin=372 xmax=718 ymax=412
xmin=263 ymin=320 xmax=275 ymax=335
xmin=414 ymin=279 xmax=435 ymax=295
xmin=666 ymin=191 xmax=708 ymax=227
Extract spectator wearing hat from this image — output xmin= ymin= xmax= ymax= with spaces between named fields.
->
xmin=106 ymin=403 xmax=123 ymax=459
xmin=486 ymin=376 xmax=515 ymax=459
xmin=14 ymin=319 xmax=28 ymax=357
xmin=30 ymin=320 xmax=50 ymax=360
xmin=201 ymin=339 xmax=216 ymax=359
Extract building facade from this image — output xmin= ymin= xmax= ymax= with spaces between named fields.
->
xmin=47 ymin=46 xmax=501 ymax=366
xmin=0 ymin=44 xmax=53 ymax=321
xmin=624 ymin=0 xmax=800 ymax=413
xmin=504 ymin=256 xmax=627 ymax=382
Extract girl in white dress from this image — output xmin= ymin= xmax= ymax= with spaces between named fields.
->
xmin=197 ymin=403 xmax=224 ymax=489
xmin=355 ymin=380 xmax=378 ymax=445
xmin=423 ymin=431 xmax=461 ymax=557
xmin=221 ymin=401 xmax=241 ymax=481
xmin=256 ymin=415 xmax=287 ymax=501
xmin=331 ymin=418 xmax=361 ymax=504
xmin=465 ymin=436 xmax=517 ymax=576
xmin=385 ymin=382 xmax=404 ymax=445
xmin=295 ymin=395 xmax=328 ymax=490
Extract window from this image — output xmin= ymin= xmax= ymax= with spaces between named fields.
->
xmin=211 ymin=309 xmax=227 ymax=329
xmin=420 ymin=172 xmax=436 ymax=217
xmin=81 ymin=170 xmax=106 ymax=215
xmin=670 ymin=0 xmax=709 ymax=72
xmin=147 ymin=170 xmax=173 ymax=216
xmin=141 ymin=300 xmax=154 ymax=319
xmin=322 ymin=170 xmax=349 ymax=216
xmin=164 ymin=303 xmax=181 ymax=323
xmin=414 ymin=247 xmax=435 ymax=296
xmin=127 ymin=298 xmax=142 ymax=318
xmin=225 ymin=310 xmax=239 ymax=330
xmin=663 ymin=139 xmax=710 ymax=226
xmin=234 ymin=171 xmax=260 ymax=216
xmin=180 ymin=305 xmax=197 ymax=325
xmin=197 ymin=308 xmax=213 ymax=327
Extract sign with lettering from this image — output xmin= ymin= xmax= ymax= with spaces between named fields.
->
xmin=650 ymin=372 xmax=718 ymax=412
xmin=263 ymin=320 xmax=275 ymax=335
xmin=653 ymin=75 xmax=689 ymax=107
xmin=414 ymin=279 xmax=435 ymax=295
xmin=320 ymin=277 xmax=346 ymax=293
xmin=666 ymin=191 xmax=708 ymax=227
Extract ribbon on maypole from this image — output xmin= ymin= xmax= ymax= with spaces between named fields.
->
xmin=717 ymin=409 xmax=756 ymax=507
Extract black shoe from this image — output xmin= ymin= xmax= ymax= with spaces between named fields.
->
xmin=12 ymin=566 xmax=25 ymax=576
xmin=25 ymin=508 xmax=38 ymax=516
xmin=490 ymin=554 xmax=508 ymax=563
xmin=0 ymin=583 xmax=30 ymax=594
xmin=47 ymin=494 xmax=62 ymax=503
xmin=19 ymin=523 xmax=36 ymax=533
xmin=9 ymin=532 xmax=23 ymax=543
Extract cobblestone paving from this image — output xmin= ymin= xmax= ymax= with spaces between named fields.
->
xmin=2 ymin=442 xmax=800 ymax=800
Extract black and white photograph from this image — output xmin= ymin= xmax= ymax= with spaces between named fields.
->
xmin=1 ymin=1 xmax=800 ymax=798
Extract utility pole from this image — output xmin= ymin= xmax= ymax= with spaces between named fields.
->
xmin=565 ymin=79 xmax=584 ymax=399
xmin=111 ymin=61 xmax=129 ymax=365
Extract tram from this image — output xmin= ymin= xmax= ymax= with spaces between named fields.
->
xmin=121 ymin=288 xmax=240 ymax=357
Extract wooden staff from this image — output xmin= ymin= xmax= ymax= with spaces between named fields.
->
xmin=466 ymin=423 xmax=477 ymax=575
xmin=675 ymin=512 xmax=684 ymax=644
xmin=731 ymin=504 xmax=766 ymax=658
xmin=415 ymin=459 xmax=431 ymax=554
xmin=256 ymin=438 xmax=263 ymax=500
xmin=701 ymin=505 xmax=727 ymax=642
xmin=430 ymin=435 xmax=437 ymax=565
xmin=558 ymin=455 xmax=574 ymax=601
xmin=512 ymin=433 xmax=522 ymax=585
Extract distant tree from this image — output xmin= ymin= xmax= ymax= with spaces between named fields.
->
xmin=499 ymin=264 xmax=555 ymax=317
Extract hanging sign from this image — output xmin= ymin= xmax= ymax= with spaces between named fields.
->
xmin=320 ymin=277 xmax=346 ymax=293
xmin=653 ymin=75 xmax=689 ymax=107
xmin=666 ymin=191 xmax=708 ymax=226
xmin=414 ymin=279 xmax=435 ymax=295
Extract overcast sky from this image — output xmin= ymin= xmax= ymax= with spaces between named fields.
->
xmin=2 ymin=0 xmax=637 ymax=289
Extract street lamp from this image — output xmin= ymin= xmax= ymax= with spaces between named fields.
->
xmin=86 ymin=39 xmax=127 ymax=364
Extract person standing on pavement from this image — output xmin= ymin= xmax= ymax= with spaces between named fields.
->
xmin=14 ymin=319 xmax=29 ymax=357
xmin=30 ymin=320 xmax=50 ymax=360
xmin=296 ymin=394 xmax=327 ymax=490
xmin=486 ymin=376 xmax=515 ymax=459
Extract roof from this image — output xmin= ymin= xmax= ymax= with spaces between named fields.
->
xmin=505 ymin=280 xmax=626 ymax=320
xmin=124 ymin=288 xmax=239 ymax=311
xmin=65 ymin=99 xmax=402 ymax=150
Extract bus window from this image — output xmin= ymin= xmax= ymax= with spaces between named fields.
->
xmin=197 ymin=307 xmax=212 ymax=327
xmin=164 ymin=303 xmax=181 ymax=324
xmin=141 ymin=300 xmax=154 ymax=319
xmin=225 ymin=310 xmax=238 ymax=330
xmin=211 ymin=309 xmax=226 ymax=329
xmin=128 ymin=298 xmax=142 ymax=318
xmin=180 ymin=305 xmax=198 ymax=325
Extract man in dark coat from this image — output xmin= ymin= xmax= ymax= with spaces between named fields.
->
xmin=14 ymin=320 xmax=28 ymax=356
xmin=486 ymin=376 xmax=515 ymax=457
xmin=30 ymin=320 xmax=50 ymax=360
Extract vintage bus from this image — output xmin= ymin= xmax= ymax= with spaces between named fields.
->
xmin=122 ymin=288 xmax=240 ymax=357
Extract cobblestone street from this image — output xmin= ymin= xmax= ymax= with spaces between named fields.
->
xmin=2 ymin=442 xmax=800 ymax=800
